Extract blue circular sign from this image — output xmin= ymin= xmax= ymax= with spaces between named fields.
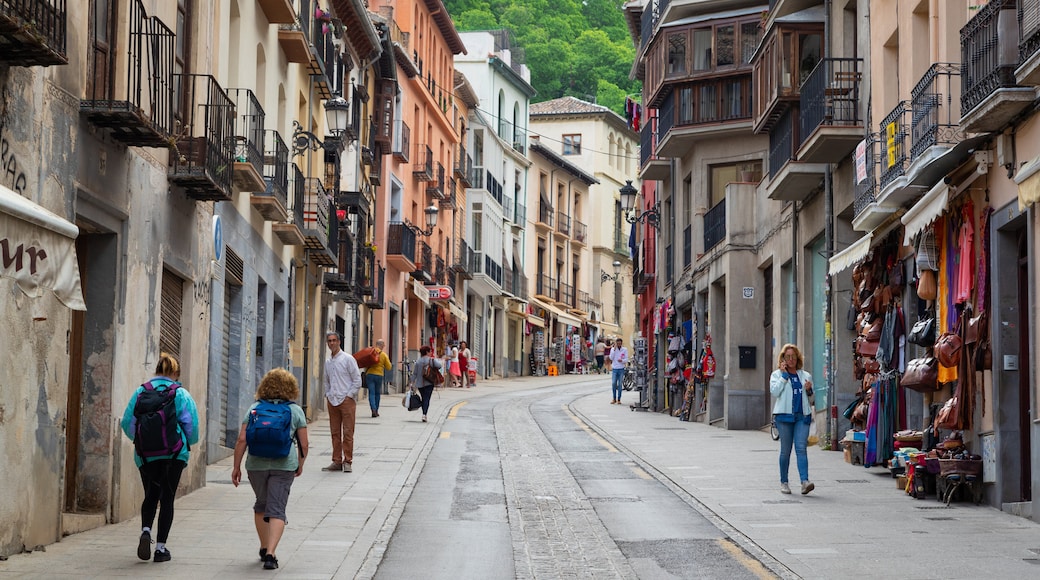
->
xmin=212 ymin=215 xmax=223 ymax=262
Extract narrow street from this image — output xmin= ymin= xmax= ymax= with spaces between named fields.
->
xmin=3 ymin=375 xmax=1040 ymax=579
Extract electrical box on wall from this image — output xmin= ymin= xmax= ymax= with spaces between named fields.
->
xmin=739 ymin=346 xmax=756 ymax=369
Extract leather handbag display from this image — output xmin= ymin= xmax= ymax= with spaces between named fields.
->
xmin=907 ymin=316 xmax=936 ymax=347
xmin=935 ymin=332 xmax=963 ymax=368
xmin=899 ymin=357 xmax=939 ymax=392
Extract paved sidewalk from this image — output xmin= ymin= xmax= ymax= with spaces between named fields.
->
xmin=571 ymin=395 xmax=1040 ymax=580
xmin=0 ymin=377 xmax=556 ymax=579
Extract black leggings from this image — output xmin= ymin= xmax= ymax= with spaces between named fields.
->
xmin=418 ymin=385 xmax=435 ymax=415
xmin=138 ymin=459 xmax=185 ymax=543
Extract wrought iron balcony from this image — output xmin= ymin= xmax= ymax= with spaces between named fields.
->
xmin=572 ymin=219 xmax=588 ymax=245
xmin=578 ymin=290 xmax=591 ymax=313
xmin=168 ymin=74 xmax=235 ymax=201
xmin=0 ymin=0 xmax=67 ymax=66
xmin=455 ymin=149 xmax=473 ymax=187
xmin=413 ymin=144 xmax=433 ymax=181
xmin=357 ymin=245 xmax=376 ymax=296
xmin=961 ymin=0 xmax=1034 ymax=132
xmin=413 ymin=240 xmax=433 ymax=283
xmin=302 ymin=178 xmax=336 ymax=266
xmin=228 ymin=88 xmax=266 ymax=193
xmin=324 ymin=232 xmax=355 ymax=295
xmin=798 ymin=57 xmax=864 ymax=163
xmin=273 ymin=163 xmax=306 ymax=246
xmin=426 ymin=161 xmax=445 ymax=197
xmin=439 ymin=179 xmax=457 ymax=209
xmin=560 ymin=281 xmax=575 ymax=308
xmin=910 ymin=63 xmax=963 ymax=160
xmin=386 ymin=222 xmax=417 ymax=269
xmin=614 ymin=229 xmax=628 ymax=255
xmin=434 ymin=255 xmax=446 ymax=285
xmin=364 ymin=264 xmax=385 ymax=309
xmin=703 ymin=199 xmax=726 ymax=251
xmin=452 ymin=239 xmax=475 ymax=279
xmin=512 ymin=128 xmax=526 ymax=154
xmin=253 ymin=130 xmax=289 ymax=222
xmin=514 ymin=203 xmax=527 ymax=227
xmin=555 ymin=211 xmax=571 ymax=237
xmin=80 ymin=0 xmax=174 ymax=147
xmin=878 ymin=101 xmax=909 ymax=191
xmin=393 ymin=119 xmax=410 ymax=161
xmin=536 ymin=203 xmax=554 ymax=228
xmin=536 ymin=274 xmax=558 ymax=302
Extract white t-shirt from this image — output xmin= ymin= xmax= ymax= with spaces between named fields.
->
xmin=609 ymin=346 xmax=629 ymax=369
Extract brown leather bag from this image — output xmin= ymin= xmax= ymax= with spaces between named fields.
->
xmin=863 ymin=358 xmax=881 ymax=374
xmin=934 ymin=396 xmax=961 ymax=431
xmin=900 ymin=357 xmax=939 ymax=392
xmin=965 ymin=313 xmax=986 ymax=346
xmin=936 ymin=332 xmax=963 ymax=368
xmin=855 ymin=336 xmax=880 ymax=358
xmin=917 ymin=269 xmax=937 ymax=301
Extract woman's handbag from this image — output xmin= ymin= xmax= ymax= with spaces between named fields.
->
xmin=907 ymin=316 xmax=936 ymax=347
xmin=917 ymin=269 xmax=938 ymax=301
xmin=935 ymin=332 xmax=963 ymax=368
xmin=842 ymin=396 xmax=862 ymax=420
xmin=934 ymin=396 xmax=961 ymax=431
xmin=403 ymin=388 xmax=423 ymax=411
xmin=900 ymin=357 xmax=939 ymax=392
xmin=423 ymin=361 xmax=445 ymax=386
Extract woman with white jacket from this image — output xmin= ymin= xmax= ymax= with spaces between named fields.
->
xmin=769 ymin=343 xmax=815 ymax=495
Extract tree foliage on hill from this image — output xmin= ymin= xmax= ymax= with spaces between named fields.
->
xmin=444 ymin=0 xmax=640 ymax=115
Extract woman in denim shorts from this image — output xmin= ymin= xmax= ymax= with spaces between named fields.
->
xmin=231 ymin=368 xmax=309 ymax=570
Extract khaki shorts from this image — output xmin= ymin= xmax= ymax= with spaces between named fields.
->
xmin=248 ymin=469 xmax=295 ymax=523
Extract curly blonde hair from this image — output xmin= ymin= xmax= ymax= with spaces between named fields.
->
xmin=777 ymin=343 xmax=804 ymax=370
xmin=256 ymin=368 xmax=299 ymax=401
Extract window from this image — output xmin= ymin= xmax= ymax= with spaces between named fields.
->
xmin=709 ymin=161 xmax=762 ymax=206
xmin=472 ymin=204 xmax=482 ymax=252
xmin=741 ymin=22 xmax=760 ymax=64
xmin=563 ymin=134 xmax=581 ymax=155
xmin=716 ymin=25 xmax=734 ymax=67
xmin=692 ymin=28 xmax=712 ymax=71
xmin=667 ymin=32 xmax=687 ymax=76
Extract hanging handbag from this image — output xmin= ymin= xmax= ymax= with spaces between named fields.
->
xmin=899 ymin=357 xmax=939 ymax=392
xmin=907 ymin=316 xmax=936 ymax=347
xmin=917 ymin=269 xmax=937 ymax=301
xmin=935 ymin=332 xmax=963 ymax=368
xmin=934 ymin=395 xmax=960 ymax=431
xmin=965 ymin=312 xmax=986 ymax=346
xmin=842 ymin=395 xmax=863 ymax=420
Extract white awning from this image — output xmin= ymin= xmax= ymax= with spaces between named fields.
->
xmin=526 ymin=314 xmax=545 ymax=328
xmin=1014 ymin=154 xmax=1040 ymax=209
xmin=901 ymin=182 xmax=949 ymax=245
xmin=828 ymin=233 xmax=873 ymax=276
xmin=0 ymin=185 xmax=85 ymax=310
xmin=530 ymin=297 xmax=582 ymax=328
xmin=448 ymin=300 xmax=468 ymax=323
xmin=410 ymin=278 xmax=429 ymax=306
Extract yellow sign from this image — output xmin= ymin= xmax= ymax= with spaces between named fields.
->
xmin=886 ymin=121 xmax=898 ymax=168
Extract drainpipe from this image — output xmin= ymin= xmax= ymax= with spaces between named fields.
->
xmin=791 ymin=201 xmax=799 ymax=342
xmin=300 ymin=260 xmax=310 ymax=415
xmin=824 ymin=0 xmax=837 ymax=450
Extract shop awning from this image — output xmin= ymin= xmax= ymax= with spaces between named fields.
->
xmin=1014 ymin=154 xmax=1040 ymax=209
xmin=526 ymin=314 xmax=545 ymax=328
xmin=0 ymin=185 xmax=86 ymax=310
xmin=828 ymin=233 xmax=873 ymax=276
xmin=530 ymin=297 xmax=583 ymax=328
xmin=448 ymin=300 xmax=467 ymax=323
xmin=901 ymin=181 xmax=950 ymax=245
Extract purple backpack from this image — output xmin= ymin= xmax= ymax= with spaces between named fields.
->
xmin=132 ymin=381 xmax=184 ymax=459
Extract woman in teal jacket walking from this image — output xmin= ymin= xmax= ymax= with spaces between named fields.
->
xmin=120 ymin=353 xmax=200 ymax=563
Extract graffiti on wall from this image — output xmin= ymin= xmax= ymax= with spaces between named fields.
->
xmin=0 ymin=125 xmax=29 ymax=195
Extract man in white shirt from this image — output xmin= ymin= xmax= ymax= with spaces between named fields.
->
xmin=609 ymin=338 xmax=629 ymax=404
xmin=323 ymin=332 xmax=362 ymax=473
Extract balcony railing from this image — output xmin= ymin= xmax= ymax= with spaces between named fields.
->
xmin=538 ymin=203 xmax=554 ymax=227
xmin=578 ymin=290 xmax=591 ymax=313
xmin=878 ymin=101 xmax=909 ymax=189
xmin=435 ymin=255 xmax=446 ymax=285
xmin=573 ymin=219 xmax=587 ymax=244
xmin=254 ymin=130 xmax=289 ymax=221
xmin=417 ymin=240 xmax=433 ymax=278
xmin=228 ymin=87 xmax=265 ymax=192
xmin=80 ymin=0 xmax=174 ymax=147
xmin=767 ymin=109 xmax=794 ymax=178
xmin=853 ymin=133 xmax=882 ymax=219
xmin=962 ymin=0 xmax=1019 ymax=115
xmin=0 ymin=0 xmax=67 ymax=66
xmin=614 ymin=229 xmax=628 ymax=255
xmin=453 ymin=239 xmax=475 ymax=278
xmin=455 ymin=148 xmax=473 ymax=187
xmin=515 ymin=202 xmax=527 ymax=226
xmin=910 ymin=63 xmax=963 ymax=159
xmin=556 ymin=212 xmax=571 ymax=236
xmin=537 ymin=274 xmax=558 ymax=301
xmin=302 ymin=178 xmax=331 ymax=254
xmin=387 ymin=222 xmax=417 ymax=264
xmin=288 ymin=163 xmax=305 ymax=229
xmin=1022 ymin=0 xmax=1040 ymax=65
xmin=673 ymin=77 xmax=754 ymax=127
xmin=364 ymin=265 xmax=385 ymax=309
xmin=169 ymin=74 xmax=235 ymax=201
xmin=514 ymin=271 xmax=529 ymax=300
xmin=703 ymin=199 xmax=726 ymax=251
xmin=393 ymin=119 xmax=410 ymax=161
xmin=413 ymin=144 xmax=433 ymax=180
xmin=560 ymin=281 xmax=575 ymax=308
xmin=512 ymin=128 xmax=526 ymax=154
xmin=439 ymin=178 xmax=457 ymax=209
xmin=426 ymin=161 xmax=445 ymax=197
xmin=799 ymin=57 xmax=863 ymax=141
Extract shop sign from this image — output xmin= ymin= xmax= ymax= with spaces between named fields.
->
xmin=427 ymin=285 xmax=453 ymax=300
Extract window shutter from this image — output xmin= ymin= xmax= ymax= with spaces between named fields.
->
xmin=160 ymin=269 xmax=184 ymax=358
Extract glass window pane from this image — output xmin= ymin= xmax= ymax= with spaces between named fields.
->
xmin=692 ymin=29 xmax=712 ymax=71
xmin=697 ymin=84 xmax=717 ymax=123
xmin=798 ymin=33 xmax=822 ymax=86
xmin=741 ymin=22 xmax=760 ymax=64
xmin=667 ymin=32 xmax=686 ymax=76
xmin=717 ymin=25 xmax=734 ymax=66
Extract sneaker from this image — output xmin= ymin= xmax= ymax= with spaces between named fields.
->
xmin=801 ymin=481 xmax=815 ymax=495
xmin=263 ymin=553 xmax=279 ymax=570
xmin=780 ymin=483 xmax=791 ymax=494
xmin=342 ymin=462 xmax=352 ymax=473
xmin=153 ymin=548 xmax=172 ymax=562
xmin=321 ymin=462 xmax=343 ymax=471
xmin=422 ymin=415 xmax=427 ymax=422
xmin=259 ymin=548 xmax=267 ymax=561
xmin=137 ymin=531 xmax=152 ymax=561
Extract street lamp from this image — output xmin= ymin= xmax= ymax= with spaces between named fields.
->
xmin=291 ymin=93 xmax=351 ymax=157
xmin=407 ymin=204 xmax=440 ymax=237
xmin=601 ymin=260 xmax=622 ymax=283
xmin=619 ymin=180 xmax=660 ymax=230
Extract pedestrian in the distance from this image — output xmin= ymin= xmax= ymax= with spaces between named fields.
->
xmin=459 ymin=341 xmax=472 ymax=387
xmin=448 ymin=342 xmax=462 ymax=387
xmin=412 ymin=345 xmax=442 ymax=422
xmin=231 ymin=368 xmax=308 ymax=571
xmin=365 ymin=339 xmax=392 ymax=417
xmin=770 ymin=343 xmax=815 ymax=495
xmin=323 ymin=331 xmax=362 ymax=473
xmin=120 ymin=352 xmax=200 ymax=563
xmin=609 ymin=338 xmax=628 ymax=404
xmin=594 ymin=338 xmax=606 ymax=374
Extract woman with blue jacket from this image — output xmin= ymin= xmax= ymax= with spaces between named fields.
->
xmin=120 ymin=353 xmax=200 ymax=562
xmin=769 ymin=343 xmax=815 ymax=495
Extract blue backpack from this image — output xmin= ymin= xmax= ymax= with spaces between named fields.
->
xmin=133 ymin=381 xmax=184 ymax=459
xmin=245 ymin=400 xmax=295 ymax=458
